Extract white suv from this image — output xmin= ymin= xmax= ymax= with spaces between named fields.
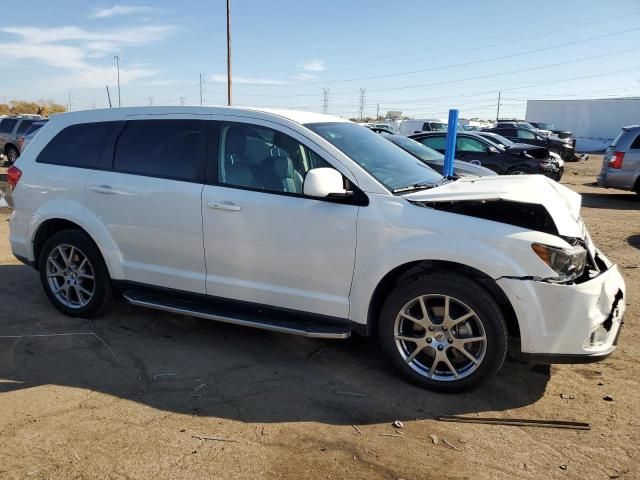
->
xmin=5 ymin=107 xmax=625 ymax=392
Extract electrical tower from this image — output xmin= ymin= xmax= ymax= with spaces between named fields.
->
xmin=148 ymin=97 xmax=153 ymax=106
xmin=358 ymin=88 xmax=366 ymax=120
xmin=322 ymin=88 xmax=329 ymax=114
xmin=180 ymin=97 xmax=186 ymax=106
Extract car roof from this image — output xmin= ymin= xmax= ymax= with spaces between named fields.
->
xmin=45 ymin=106 xmax=348 ymax=127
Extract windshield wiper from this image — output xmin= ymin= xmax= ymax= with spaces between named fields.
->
xmin=392 ymin=183 xmax=438 ymax=193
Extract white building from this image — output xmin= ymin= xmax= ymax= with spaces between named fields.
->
xmin=525 ymin=97 xmax=640 ymax=151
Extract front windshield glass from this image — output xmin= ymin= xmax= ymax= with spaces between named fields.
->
xmin=430 ymin=122 xmax=447 ymax=131
xmin=389 ymin=135 xmax=444 ymax=162
xmin=306 ymin=122 xmax=443 ymax=192
xmin=485 ymin=133 xmax=513 ymax=147
xmin=519 ymin=122 xmax=537 ymax=130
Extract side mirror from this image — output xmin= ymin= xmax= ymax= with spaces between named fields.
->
xmin=486 ymin=145 xmax=498 ymax=154
xmin=304 ymin=168 xmax=352 ymax=199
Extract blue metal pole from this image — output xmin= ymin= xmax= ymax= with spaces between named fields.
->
xmin=443 ymin=109 xmax=458 ymax=177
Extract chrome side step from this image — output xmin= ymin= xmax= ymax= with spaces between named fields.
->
xmin=122 ymin=290 xmax=351 ymax=339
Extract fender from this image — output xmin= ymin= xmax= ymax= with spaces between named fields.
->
xmin=29 ymin=199 xmax=125 ymax=279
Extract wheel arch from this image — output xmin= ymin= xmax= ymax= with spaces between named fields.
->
xmin=365 ymin=260 xmax=520 ymax=340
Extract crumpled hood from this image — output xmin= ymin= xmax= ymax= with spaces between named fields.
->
xmin=404 ymin=175 xmax=584 ymax=237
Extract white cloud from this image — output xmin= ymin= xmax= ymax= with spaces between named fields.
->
xmin=91 ymin=5 xmax=154 ymax=18
xmin=0 ymin=24 xmax=174 ymax=89
xmin=209 ymin=74 xmax=288 ymax=85
xmin=301 ymin=59 xmax=325 ymax=72
xmin=291 ymin=72 xmax=316 ymax=81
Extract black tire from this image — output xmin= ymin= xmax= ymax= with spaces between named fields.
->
xmin=507 ymin=166 xmax=534 ymax=175
xmin=38 ymin=229 xmax=112 ymax=318
xmin=5 ymin=145 xmax=19 ymax=165
xmin=378 ymin=272 xmax=508 ymax=393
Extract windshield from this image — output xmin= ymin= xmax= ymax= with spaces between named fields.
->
xmin=388 ymin=135 xmax=444 ymax=162
xmin=306 ymin=122 xmax=443 ymax=191
xmin=519 ymin=122 xmax=537 ymax=130
xmin=484 ymin=133 xmax=513 ymax=148
xmin=536 ymin=122 xmax=557 ymax=130
xmin=429 ymin=122 xmax=447 ymax=131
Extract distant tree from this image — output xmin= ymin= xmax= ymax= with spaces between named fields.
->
xmin=1 ymin=99 xmax=67 ymax=117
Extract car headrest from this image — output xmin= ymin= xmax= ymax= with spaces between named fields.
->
xmin=226 ymin=127 xmax=247 ymax=155
xmin=273 ymin=155 xmax=293 ymax=178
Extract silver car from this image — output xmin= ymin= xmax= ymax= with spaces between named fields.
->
xmin=597 ymin=125 xmax=640 ymax=195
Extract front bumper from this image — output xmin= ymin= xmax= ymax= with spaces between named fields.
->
xmin=497 ymin=250 xmax=625 ymax=362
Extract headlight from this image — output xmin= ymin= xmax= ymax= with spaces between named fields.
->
xmin=531 ymin=243 xmax=587 ymax=282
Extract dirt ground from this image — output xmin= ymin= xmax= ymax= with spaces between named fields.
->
xmin=0 ymin=156 xmax=638 ymax=480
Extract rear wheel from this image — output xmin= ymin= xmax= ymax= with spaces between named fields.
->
xmin=378 ymin=272 xmax=508 ymax=392
xmin=5 ymin=145 xmax=18 ymax=165
xmin=38 ymin=230 xmax=112 ymax=318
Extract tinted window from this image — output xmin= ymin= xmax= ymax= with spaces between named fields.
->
xmin=389 ymin=136 xmax=443 ymax=161
xmin=419 ymin=136 xmax=446 ymax=151
xmin=0 ymin=119 xmax=17 ymax=134
xmin=457 ymin=137 xmax=486 ymax=152
xmin=37 ymin=122 xmax=118 ymax=168
xmin=219 ymin=123 xmax=330 ymax=194
xmin=24 ymin=122 xmax=46 ymax=136
xmin=516 ymin=129 xmax=536 ymax=140
xmin=16 ymin=120 xmax=35 ymax=134
xmin=630 ymin=134 xmax=640 ymax=150
xmin=114 ymin=120 xmax=202 ymax=181
xmin=496 ymin=128 xmax=516 ymax=137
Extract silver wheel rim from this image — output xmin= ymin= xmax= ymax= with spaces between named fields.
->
xmin=46 ymin=244 xmax=96 ymax=309
xmin=394 ymin=294 xmax=487 ymax=382
xmin=7 ymin=148 xmax=17 ymax=162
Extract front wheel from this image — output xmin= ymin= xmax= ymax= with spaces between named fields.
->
xmin=378 ymin=272 xmax=508 ymax=392
xmin=38 ymin=230 xmax=112 ymax=318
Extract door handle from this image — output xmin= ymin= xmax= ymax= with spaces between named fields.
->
xmin=89 ymin=184 xmax=116 ymax=194
xmin=207 ymin=200 xmax=241 ymax=212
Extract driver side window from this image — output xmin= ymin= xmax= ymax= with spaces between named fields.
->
xmin=218 ymin=123 xmax=331 ymax=194
xmin=517 ymin=129 xmax=535 ymax=140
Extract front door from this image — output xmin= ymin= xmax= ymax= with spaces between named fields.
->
xmin=201 ymin=120 xmax=358 ymax=319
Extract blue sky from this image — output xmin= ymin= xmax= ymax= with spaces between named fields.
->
xmin=1 ymin=0 xmax=640 ymax=119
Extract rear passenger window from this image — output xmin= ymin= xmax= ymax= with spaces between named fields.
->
xmin=114 ymin=120 xmax=203 ymax=181
xmin=37 ymin=122 xmax=118 ymax=168
xmin=630 ymin=134 xmax=640 ymax=150
xmin=0 ymin=119 xmax=17 ymax=134
xmin=16 ymin=120 xmax=35 ymax=134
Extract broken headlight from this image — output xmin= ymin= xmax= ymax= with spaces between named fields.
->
xmin=531 ymin=243 xmax=587 ymax=282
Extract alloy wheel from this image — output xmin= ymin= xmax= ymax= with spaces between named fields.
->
xmin=46 ymin=244 xmax=96 ymax=309
xmin=393 ymin=294 xmax=487 ymax=381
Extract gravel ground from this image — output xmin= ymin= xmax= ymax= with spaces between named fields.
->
xmin=0 ymin=155 xmax=638 ymax=479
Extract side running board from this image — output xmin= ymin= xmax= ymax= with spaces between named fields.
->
xmin=122 ymin=290 xmax=351 ymax=339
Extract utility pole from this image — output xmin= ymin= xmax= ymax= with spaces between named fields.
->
xmin=106 ymin=85 xmax=112 ymax=108
xmin=322 ymin=88 xmax=329 ymax=114
xmin=496 ymin=90 xmax=501 ymax=121
xmin=180 ymin=97 xmax=186 ymax=106
xmin=226 ymin=0 xmax=232 ymax=106
xmin=68 ymin=92 xmax=71 ymax=112
xmin=358 ymin=88 xmax=366 ymax=120
xmin=114 ymin=55 xmax=121 ymax=107
xmin=376 ymin=103 xmax=380 ymax=119
xmin=199 ymin=73 xmax=204 ymax=106
xmin=148 ymin=97 xmax=153 ymax=106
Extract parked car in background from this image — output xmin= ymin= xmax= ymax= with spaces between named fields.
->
xmin=364 ymin=124 xmax=396 ymax=135
xmin=409 ymin=131 xmax=564 ymax=180
xmin=597 ymin=125 xmax=640 ymax=195
xmin=0 ymin=115 xmax=44 ymax=164
xmin=397 ymin=119 xmax=447 ymax=136
xmin=528 ymin=122 xmax=575 ymax=143
xmin=6 ymin=107 xmax=625 ymax=393
xmin=16 ymin=120 xmax=49 ymax=152
xmin=476 ymin=131 xmax=565 ymax=167
xmin=484 ymin=125 xmax=575 ymax=161
xmin=380 ymin=133 xmax=497 ymax=177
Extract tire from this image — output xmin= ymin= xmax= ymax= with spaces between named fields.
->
xmin=507 ymin=166 xmax=534 ymax=175
xmin=378 ymin=272 xmax=508 ymax=393
xmin=38 ymin=229 xmax=112 ymax=318
xmin=5 ymin=145 xmax=19 ymax=165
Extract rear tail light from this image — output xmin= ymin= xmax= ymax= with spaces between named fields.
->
xmin=7 ymin=165 xmax=22 ymax=190
xmin=609 ymin=151 xmax=625 ymax=169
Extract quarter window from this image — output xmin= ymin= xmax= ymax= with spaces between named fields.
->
xmin=114 ymin=120 xmax=203 ymax=181
xmin=630 ymin=134 xmax=640 ymax=149
xmin=37 ymin=122 xmax=119 ymax=168
xmin=0 ymin=119 xmax=17 ymax=134
xmin=218 ymin=124 xmax=330 ymax=194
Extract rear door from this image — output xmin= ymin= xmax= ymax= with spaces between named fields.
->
xmin=84 ymin=115 xmax=209 ymax=293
